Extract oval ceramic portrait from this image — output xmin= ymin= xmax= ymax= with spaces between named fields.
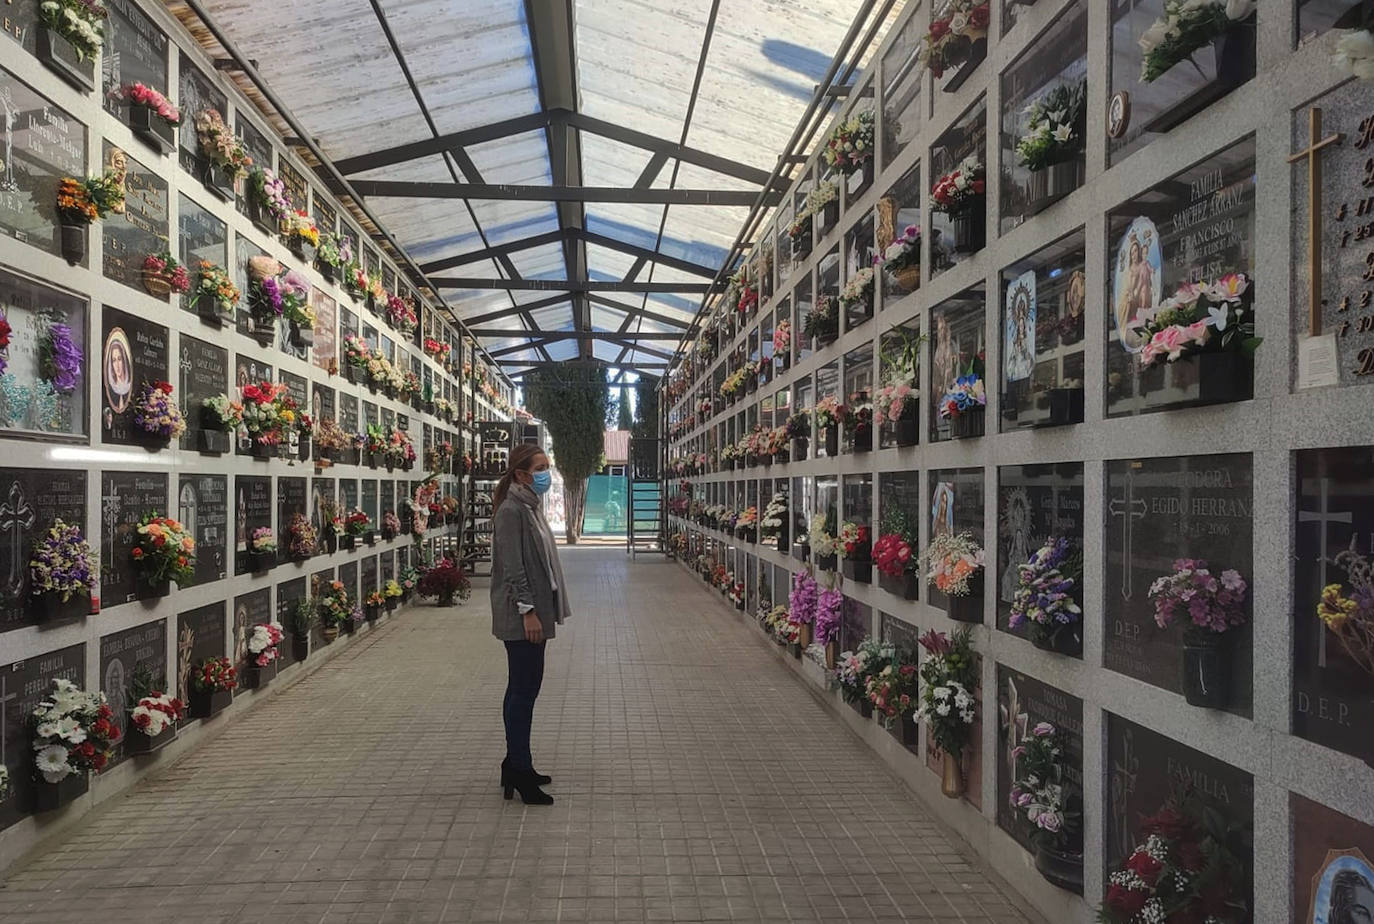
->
xmin=103 ymin=327 xmax=134 ymax=415
xmin=1110 ymin=216 xmax=1162 ymax=353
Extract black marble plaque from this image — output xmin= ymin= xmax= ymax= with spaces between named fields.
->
xmin=233 ymin=116 xmax=272 ymax=219
xmin=312 ymin=194 xmax=336 ymax=236
xmin=233 ymin=351 xmax=273 ymax=458
xmin=278 ymin=158 xmax=308 ymax=218
xmin=234 ymin=475 xmax=271 ymax=575
xmin=338 ymin=393 xmax=359 ymax=459
xmin=1104 ymin=453 xmax=1253 ymax=714
xmin=339 ymin=560 xmax=358 ymax=604
xmin=381 ymin=480 xmax=395 ymax=528
xmin=231 ymin=587 xmax=271 ymax=688
xmin=309 ymin=476 xmax=333 ymax=544
xmin=99 ymin=617 xmax=166 ymax=766
xmin=276 ymin=576 xmax=306 ymax=667
xmin=363 ymin=247 xmax=379 ymax=279
xmin=177 ymin=193 xmax=226 ymax=310
xmin=997 ymin=463 xmax=1084 ymax=649
xmin=280 ymin=370 xmax=307 ymax=456
xmin=363 ymin=400 xmax=378 ymax=429
xmin=101 ymin=0 xmax=168 ymax=127
xmin=928 ymin=467 xmax=985 ymax=610
xmin=278 ymin=476 xmax=306 ymax=557
xmin=312 ymin=288 xmax=336 ymax=374
xmin=176 ymin=473 xmax=227 ymax=588
xmin=340 ymin=478 xmax=358 ymax=516
xmin=0 ymin=643 xmax=84 ymax=830
xmin=1105 ymin=712 xmax=1253 ymax=904
xmin=0 ymin=467 xmax=86 ymax=632
xmin=996 ymin=666 xmax=1084 ymax=856
xmin=361 ymin=554 xmax=378 ymax=597
xmin=177 ymin=333 xmax=227 ymax=452
xmin=381 ymin=551 xmax=394 ymax=584
xmin=362 ymin=479 xmax=378 ymax=528
xmin=101 ymin=144 xmax=169 ymax=291
xmin=233 ymin=233 xmax=272 ymax=344
xmin=100 ymin=305 xmax=168 ymax=445
xmin=176 ymin=53 xmax=226 ymax=176
xmin=1294 ymin=447 xmax=1374 ymax=764
xmin=100 ymin=470 xmax=168 ymax=604
xmin=311 ymin=382 xmax=334 ymax=432
xmin=175 ymin=602 xmax=223 ymax=707
xmin=1106 ymin=139 xmax=1256 ymax=417
xmin=879 ymin=611 xmax=920 ymax=654
xmin=0 ymin=65 xmax=86 ymax=258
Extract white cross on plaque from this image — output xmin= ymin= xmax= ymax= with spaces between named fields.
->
xmin=1298 ymin=477 xmax=1353 ymax=667
xmin=0 ymin=481 xmax=36 ymax=595
xmin=1109 ymin=468 xmax=1148 ymax=600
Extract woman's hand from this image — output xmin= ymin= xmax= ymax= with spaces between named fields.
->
xmin=523 ymin=611 xmax=544 ymax=643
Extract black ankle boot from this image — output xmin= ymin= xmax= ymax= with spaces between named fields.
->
xmin=501 ymin=759 xmax=551 ymax=787
xmin=502 ymin=768 xmax=554 ymax=806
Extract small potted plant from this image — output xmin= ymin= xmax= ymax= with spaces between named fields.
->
xmin=132 ymin=380 xmax=187 ymax=448
xmin=917 ymin=628 xmax=977 ymax=798
xmin=141 ymin=252 xmax=191 ymax=300
xmin=418 ymin=557 xmax=471 ymax=606
xmin=839 ymin=522 xmax=872 ymax=583
xmin=132 ymin=512 xmax=195 ymax=597
xmin=28 ymin=518 xmax=95 ymax=623
xmin=383 ymin=579 xmax=403 ymax=612
xmin=187 ymin=657 xmax=236 ymax=718
xmin=1148 ymin=558 xmax=1248 ymax=708
xmin=31 ymin=679 xmax=118 ymax=810
xmin=364 ymin=589 xmax=386 ymax=621
xmin=123 ymin=82 xmax=180 ymax=154
xmin=55 ymin=170 xmax=123 ymax=264
xmin=316 ymin=581 xmax=351 ymax=642
xmin=188 ymin=261 xmax=239 ymax=325
xmin=865 ymin=654 xmax=920 ymax=747
xmin=931 ymin=156 xmax=986 ymax=253
xmin=126 ymin=685 xmax=185 ymax=756
xmin=1009 ymin=722 xmax=1083 ymax=893
xmin=245 ymin=623 xmax=284 ymax=688
xmin=36 ymin=0 xmax=105 ymax=90
xmin=247 ymin=526 xmax=277 ymax=572
xmin=286 ymin=598 xmax=316 ymax=661
xmin=1009 ymin=537 xmax=1083 ymax=655
xmin=193 ymin=108 xmax=252 ymax=201
xmin=923 ymin=531 xmax=985 ymax=623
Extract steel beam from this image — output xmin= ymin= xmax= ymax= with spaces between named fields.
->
xmin=459 ymin=294 xmax=571 ymax=327
xmin=605 ymin=338 xmax=677 ymax=361
xmin=565 ymin=111 xmax=776 ymax=187
xmin=433 ymin=278 xmax=716 ymax=294
xmin=472 ymin=330 xmax=683 ymax=341
xmin=571 ymin=229 xmax=719 ymax=277
xmin=348 ymin=180 xmax=769 ymax=207
xmin=586 ymin=295 xmax=691 ymax=330
xmin=504 ymin=361 xmax=669 ymax=373
xmin=417 ymin=230 xmax=566 ymax=273
xmin=331 ymin=111 xmax=552 ymax=176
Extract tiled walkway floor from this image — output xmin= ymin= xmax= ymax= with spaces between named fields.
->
xmin=0 ymin=548 xmax=1034 ymax=924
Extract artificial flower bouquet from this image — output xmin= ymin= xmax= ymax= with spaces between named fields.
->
xmin=133 ymin=380 xmax=187 ymax=441
xmin=1127 ymin=273 xmax=1259 ymax=368
xmin=874 ymin=381 xmax=916 ymax=424
xmin=38 ymin=323 xmax=81 ymax=395
xmin=190 ymin=261 xmax=239 ymax=320
xmin=31 ymin=679 xmax=118 ymax=785
xmin=1015 ymin=80 xmax=1087 ymax=172
xmin=939 ymin=372 xmax=987 ymax=421
xmin=839 ymin=522 xmax=870 ymax=561
xmin=865 ymin=656 xmax=919 ymax=729
xmin=385 ymin=294 xmax=418 ymax=333
xmin=922 ymin=530 xmax=985 ymax=599
xmin=345 ymin=262 xmax=369 ymax=300
xmin=423 ymin=338 xmax=451 ymax=362
xmin=344 ymin=509 xmax=372 ymax=537
xmin=809 ymin=513 xmax=840 ymax=564
xmin=931 ymin=157 xmax=986 ymax=216
xmin=240 ymin=380 xmax=288 ymax=448
xmin=191 ymin=657 xmax=237 ymax=694
xmin=418 ymin=557 xmax=472 ymax=604
xmin=1148 ymin=558 xmax=1248 ymax=643
xmin=802 ymin=295 xmax=839 ymax=342
xmin=1009 ymin=536 xmax=1083 ymax=650
xmin=317 ymin=580 xmax=352 ymax=634
xmin=56 ymin=170 xmax=124 ymax=225
xmin=247 ymin=623 xmax=284 ymax=667
xmin=920 ymin=0 xmax=991 ymax=77
xmin=383 ymin=579 xmax=403 ymax=601
xmin=1009 ymin=721 xmax=1080 ymax=857
xmin=773 ymin=319 xmax=792 ymax=356
xmin=916 ymin=628 xmax=978 ymax=762
xmin=316 ymin=229 xmax=350 ymax=272
xmin=39 ymin=0 xmax=108 ymax=61
xmin=194 ymin=108 xmax=252 ymax=178
xmin=142 ymin=252 xmax=191 ymax=296
xmin=203 ymin=394 xmax=244 ymax=433
xmin=842 ymin=395 xmax=873 ymax=448
xmin=249 ymin=525 xmax=277 ymax=555
xmin=382 ymin=510 xmax=402 ymax=539
xmin=813 ymin=394 xmax=843 ymax=432
xmin=132 ymin=512 xmax=195 ymax=589
xmin=129 ymin=692 xmax=185 ymax=739
xmin=29 ymin=519 xmax=96 ymax=619
xmin=248 ymin=167 xmax=293 ymax=226
xmin=1100 ymin=796 xmax=1248 ymax=924
xmin=879 ymin=224 xmax=921 ymax=286
xmin=872 ymin=509 xmax=919 ymax=584
xmin=1138 ymin=0 xmax=1255 ymax=83
xmin=1334 ymin=25 xmax=1374 ymax=80
xmin=822 ymin=110 xmax=875 ymax=174
xmin=284 ymin=210 xmax=319 ymax=248
xmin=124 ymin=82 xmax=180 ymax=128
xmin=839 ymin=266 xmax=875 ymax=315
xmin=761 ymin=492 xmax=788 ymax=540
xmin=286 ymin=512 xmax=317 ymax=559
xmin=1316 ymin=538 xmax=1374 ymax=676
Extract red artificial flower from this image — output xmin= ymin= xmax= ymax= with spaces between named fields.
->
xmin=969 ymin=5 xmax=990 ymax=29
xmin=131 ymin=547 xmax=144 ymax=559
xmin=132 ymin=712 xmax=151 ymax=728
xmin=1105 ymin=883 xmax=1147 ymax=917
xmin=1126 ymin=849 xmax=1163 ymax=886
xmin=972 ymin=179 xmax=986 ymax=196
xmin=154 ymin=381 xmax=173 ymax=394
xmin=929 ymin=17 xmax=951 ymax=40
xmin=92 ymin=752 xmax=108 ymax=770
xmin=0 ymin=317 xmax=11 ymax=349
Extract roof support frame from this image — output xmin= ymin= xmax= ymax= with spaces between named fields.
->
xmin=432 ymin=278 xmax=716 ymax=294
xmin=348 ymin=180 xmax=770 ymax=206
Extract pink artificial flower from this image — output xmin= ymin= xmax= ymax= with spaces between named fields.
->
xmin=1151 ymin=326 xmax=1186 ymax=361
xmin=1208 ymin=273 xmax=1249 ymax=302
xmin=1184 ymin=319 xmax=1210 ymax=346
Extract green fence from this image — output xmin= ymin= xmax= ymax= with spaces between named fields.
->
xmin=582 ymin=473 xmax=626 ymax=536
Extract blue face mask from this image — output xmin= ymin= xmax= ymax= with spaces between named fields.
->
xmin=530 ymin=470 xmax=552 ymax=495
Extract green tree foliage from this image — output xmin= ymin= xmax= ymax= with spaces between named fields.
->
xmin=630 ymin=375 xmax=660 ymax=477
xmin=522 ymin=363 xmax=609 ymax=543
xmin=616 ymin=388 xmax=634 ymax=431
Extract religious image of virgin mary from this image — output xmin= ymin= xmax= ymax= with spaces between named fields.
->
xmin=103 ymin=328 xmax=134 ymax=415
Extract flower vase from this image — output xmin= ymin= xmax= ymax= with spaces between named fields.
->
xmin=247 ymin=550 xmax=274 ymax=573
xmin=1144 ymin=15 xmax=1255 ymax=134
xmin=797 ymin=622 xmax=813 ymax=649
xmin=815 ymin=329 xmax=837 ymax=350
xmin=857 ymin=699 xmax=874 ymax=719
xmin=1034 ymin=844 xmax=1085 ymax=894
xmin=844 ymin=159 xmax=873 ymax=199
xmin=188 ymin=688 xmax=232 ymax=719
xmin=950 ymin=203 xmax=986 ymax=254
xmin=942 ymin=36 xmax=987 ymax=93
xmin=789 ymin=640 xmax=801 ymax=659
xmin=792 ymin=436 xmax=809 ymax=461
xmin=945 ymin=572 xmax=984 ymax=623
xmin=128 ymin=104 xmax=176 ymax=155
xmin=820 ymin=200 xmax=839 ymax=233
xmin=318 ymin=261 xmax=337 ymax=283
xmin=195 ymin=295 xmax=233 ymax=326
xmin=823 ymin=426 xmax=838 ymax=457
xmin=824 ymin=642 xmax=837 ymax=670
xmin=291 ymin=322 xmax=314 ymax=348
xmin=135 ymin=427 xmax=172 ymax=450
xmin=339 ymin=534 xmax=356 ymax=551
xmin=816 ymin=553 xmax=837 ymax=573
xmin=247 ymin=660 xmax=277 ymax=689
xmin=894 ymin=264 xmax=920 ymax=293
xmin=940 ymin=752 xmax=964 ymax=799
xmin=203 ymin=162 xmax=237 ymax=202
xmin=895 ymin=410 xmax=919 ymax=447
xmin=250 ymin=439 xmax=277 ymax=459
xmin=1045 ymin=387 xmax=1085 ymax=427
xmin=1030 ymin=624 xmax=1082 ymax=657
xmin=289 ymin=238 xmax=316 ymax=266
xmin=1181 ymin=633 xmax=1232 ymax=709
xmin=1183 ymin=350 xmax=1253 ymax=407
xmin=247 ymin=197 xmax=276 ymax=236
xmin=841 ymin=554 xmax=872 ymax=584
xmin=1025 ymin=158 xmax=1083 ymax=214
xmin=878 ymin=570 xmax=920 ymax=601
xmin=60 ymin=223 xmax=85 ymax=265
xmin=365 ymin=605 xmax=381 ymax=622
xmin=321 ymin=624 xmax=339 ymax=643
xmin=776 ymin=530 xmax=790 ymax=555
xmin=33 ymin=772 xmax=88 ymax=812
xmin=792 ymin=539 xmax=809 ymax=562
xmin=900 ymin=714 xmax=919 ymax=748
xmin=948 ymin=407 xmax=985 ymax=440
xmin=386 ymin=597 xmax=398 ymax=612
xmin=142 ymin=268 xmax=173 ymax=300
xmin=127 ymin=725 xmax=176 ymax=756
xmin=291 ymin=634 xmax=309 ymax=661
xmin=363 ymin=531 xmax=377 ymax=546
xmin=33 ymin=592 xmax=88 ymax=623
xmin=850 ymin=423 xmax=872 ymax=453
xmin=139 ymin=578 xmax=171 ymax=600
xmin=36 ymin=28 xmax=95 ymax=91
xmin=341 ymin=617 xmax=357 ymax=635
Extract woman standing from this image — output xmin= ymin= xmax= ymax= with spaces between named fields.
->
xmin=490 ymin=443 xmax=570 ymax=806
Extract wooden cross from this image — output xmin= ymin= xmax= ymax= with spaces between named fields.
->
xmin=1288 ymin=107 xmax=1345 ymax=336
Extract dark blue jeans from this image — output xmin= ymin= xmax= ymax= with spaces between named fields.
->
xmin=503 ymin=639 xmax=546 ymax=772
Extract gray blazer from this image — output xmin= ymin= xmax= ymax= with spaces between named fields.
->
xmin=489 ymin=488 xmax=570 ymax=641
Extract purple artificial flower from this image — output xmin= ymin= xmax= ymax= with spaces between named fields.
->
xmin=260 ymin=277 xmax=285 ymax=315
xmin=814 ymin=587 xmax=844 ymax=644
xmin=788 ymin=570 xmax=818 ymax=626
xmin=282 ymin=270 xmax=310 ymax=299
xmin=43 ymin=323 xmax=83 ymax=394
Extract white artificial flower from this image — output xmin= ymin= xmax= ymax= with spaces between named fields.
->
xmin=1225 ymin=0 xmax=1255 ymax=20
xmin=949 ymin=11 xmax=969 ymax=34
xmin=1052 ymin=124 xmax=1074 ymax=143
xmin=1334 ymin=30 xmax=1374 ymax=80
xmin=1139 ymin=21 xmax=1170 ymax=53
xmin=35 ymin=745 xmax=71 ymax=783
xmin=52 ymin=679 xmax=77 ymax=694
xmin=55 ymin=716 xmax=86 ymax=743
xmin=935 ymin=702 xmax=951 ymax=716
xmin=36 ymin=721 xmax=60 ymax=739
